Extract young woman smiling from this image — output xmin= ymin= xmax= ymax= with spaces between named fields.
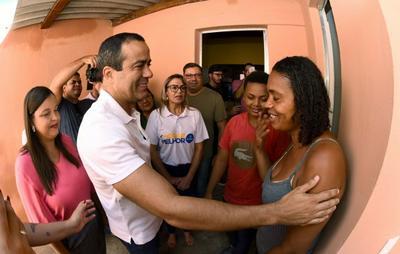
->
xmin=15 ymin=86 xmax=106 ymax=254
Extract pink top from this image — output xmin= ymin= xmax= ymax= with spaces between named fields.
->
xmin=15 ymin=135 xmax=93 ymax=223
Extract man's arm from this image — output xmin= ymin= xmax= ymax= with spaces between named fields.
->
xmin=216 ymin=120 xmax=226 ymax=143
xmin=113 ymin=163 xmax=339 ymax=231
xmin=49 ymin=55 xmax=96 ymax=103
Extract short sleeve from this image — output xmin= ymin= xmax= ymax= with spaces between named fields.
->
xmin=145 ymin=110 xmax=160 ymax=145
xmin=194 ymin=109 xmax=209 ymax=143
xmin=78 ymin=121 xmax=146 ymax=185
xmin=15 ymin=154 xmax=57 ymax=223
xmin=214 ymin=93 xmax=227 ymax=123
xmin=219 ymin=117 xmax=233 ymax=151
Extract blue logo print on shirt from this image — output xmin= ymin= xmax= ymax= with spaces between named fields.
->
xmin=161 ymin=133 xmax=194 ymax=144
xmin=186 ymin=133 xmax=194 ymax=143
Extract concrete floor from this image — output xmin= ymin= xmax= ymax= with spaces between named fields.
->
xmin=33 ymin=230 xmax=230 ymax=254
xmin=32 ymin=184 xmax=256 ymax=254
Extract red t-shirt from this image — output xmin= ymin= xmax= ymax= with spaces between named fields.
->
xmin=220 ymin=112 xmax=290 ymax=205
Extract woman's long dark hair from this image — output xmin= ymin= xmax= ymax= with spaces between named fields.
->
xmin=22 ymin=86 xmax=80 ymax=195
xmin=272 ymin=56 xmax=331 ymax=145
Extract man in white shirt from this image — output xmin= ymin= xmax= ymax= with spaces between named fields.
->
xmin=77 ymin=33 xmax=340 ymax=254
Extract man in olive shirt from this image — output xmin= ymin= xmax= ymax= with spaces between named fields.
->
xmin=183 ymin=63 xmax=226 ymax=197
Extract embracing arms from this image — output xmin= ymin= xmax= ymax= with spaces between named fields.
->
xmin=267 ymin=140 xmax=346 ymax=254
xmin=114 ymin=162 xmax=339 ymax=231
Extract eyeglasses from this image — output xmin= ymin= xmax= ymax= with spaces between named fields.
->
xmin=167 ymin=85 xmax=187 ymax=93
xmin=184 ymin=73 xmax=202 ymax=79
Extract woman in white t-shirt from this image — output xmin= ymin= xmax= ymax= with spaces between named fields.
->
xmin=146 ymin=74 xmax=208 ymax=249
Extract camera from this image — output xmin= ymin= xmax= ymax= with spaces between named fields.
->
xmin=86 ymin=65 xmax=101 ymax=90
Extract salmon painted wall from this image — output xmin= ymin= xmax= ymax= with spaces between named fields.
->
xmin=115 ymin=0 xmax=398 ymax=252
xmin=331 ymin=0 xmax=399 ymax=252
xmin=0 ymin=19 xmax=112 ymax=219
xmin=0 ymin=0 xmax=397 ymax=252
xmin=113 ymin=0 xmax=312 ymax=99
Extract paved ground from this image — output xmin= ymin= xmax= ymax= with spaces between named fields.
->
xmin=33 ymin=184 xmax=257 ymax=254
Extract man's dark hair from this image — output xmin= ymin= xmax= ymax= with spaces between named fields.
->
xmin=243 ymin=71 xmax=269 ymax=90
xmin=97 ymin=33 xmax=145 ymax=73
xmin=244 ymin=62 xmax=254 ymax=70
xmin=183 ymin=62 xmax=202 ymax=73
xmin=22 ymin=86 xmax=80 ymax=195
xmin=272 ymin=56 xmax=330 ymax=145
xmin=208 ymin=64 xmax=224 ymax=74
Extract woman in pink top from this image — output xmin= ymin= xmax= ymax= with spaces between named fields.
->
xmin=15 ymin=86 xmax=106 ymax=254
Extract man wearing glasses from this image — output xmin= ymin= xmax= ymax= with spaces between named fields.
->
xmin=183 ymin=63 xmax=227 ymax=197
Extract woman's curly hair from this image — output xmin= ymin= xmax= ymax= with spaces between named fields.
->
xmin=272 ymin=56 xmax=330 ymax=145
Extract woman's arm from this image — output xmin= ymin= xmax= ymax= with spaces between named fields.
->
xmin=177 ymin=142 xmax=204 ymax=191
xmin=267 ymin=140 xmax=346 ymax=254
xmin=150 ymin=144 xmax=175 ymax=184
xmin=204 ymin=148 xmax=228 ymax=199
xmin=24 ymin=200 xmax=96 ymax=246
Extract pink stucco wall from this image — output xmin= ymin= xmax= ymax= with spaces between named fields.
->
xmin=0 ymin=0 xmax=399 ymax=252
xmin=113 ymin=0 xmax=313 ymax=99
xmin=0 ymin=19 xmax=112 ymax=219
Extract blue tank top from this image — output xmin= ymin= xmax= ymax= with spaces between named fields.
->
xmin=256 ymin=138 xmax=338 ymax=254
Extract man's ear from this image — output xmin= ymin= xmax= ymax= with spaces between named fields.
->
xmin=102 ymin=66 xmax=113 ymax=81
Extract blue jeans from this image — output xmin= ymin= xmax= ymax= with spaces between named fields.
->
xmin=62 ymin=212 xmax=106 ymax=254
xmin=227 ymin=228 xmax=257 ymax=254
xmin=163 ymin=163 xmax=197 ymax=234
xmin=120 ymin=234 xmax=160 ymax=254
xmin=196 ymin=154 xmax=213 ymax=197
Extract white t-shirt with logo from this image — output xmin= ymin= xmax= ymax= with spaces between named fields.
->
xmin=146 ymin=106 xmax=209 ymax=166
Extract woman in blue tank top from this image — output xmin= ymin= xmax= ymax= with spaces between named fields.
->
xmin=254 ymin=56 xmax=347 ymax=254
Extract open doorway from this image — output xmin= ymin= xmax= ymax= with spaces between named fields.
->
xmin=196 ymin=27 xmax=268 ymax=85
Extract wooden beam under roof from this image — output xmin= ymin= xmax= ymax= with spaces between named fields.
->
xmin=41 ymin=0 xmax=71 ymax=29
xmin=112 ymin=0 xmax=206 ymax=26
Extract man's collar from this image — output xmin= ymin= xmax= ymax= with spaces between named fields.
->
xmin=99 ymin=90 xmax=136 ymax=124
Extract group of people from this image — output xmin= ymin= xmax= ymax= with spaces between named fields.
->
xmin=4 ymin=32 xmax=346 ymax=254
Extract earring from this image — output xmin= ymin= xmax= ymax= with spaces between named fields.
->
xmin=32 ymin=126 xmax=36 ymax=133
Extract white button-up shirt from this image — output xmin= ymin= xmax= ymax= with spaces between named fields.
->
xmin=77 ymin=90 xmax=162 ymax=244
